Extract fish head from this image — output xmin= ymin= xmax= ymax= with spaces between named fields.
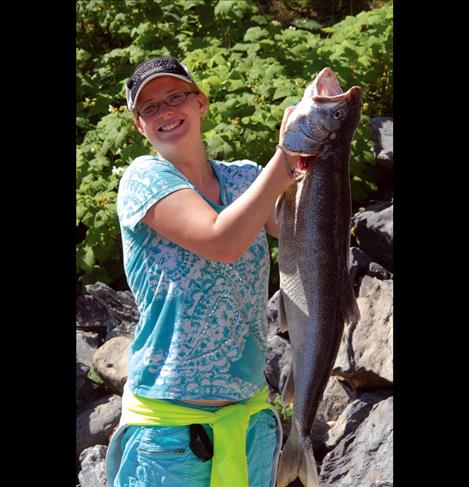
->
xmin=283 ymin=67 xmax=363 ymax=171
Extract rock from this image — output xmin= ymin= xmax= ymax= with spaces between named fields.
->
xmin=333 ymin=276 xmax=393 ymax=391
xmin=77 ymin=330 xmax=101 ymax=367
xmin=76 ymin=361 xmax=90 ymax=403
xmin=349 ymin=247 xmax=392 ymax=294
xmin=267 ymin=290 xmax=280 ymax=336
xmin=265 ymin=334 xmax=292 ymax=394
xmin=85 ymin=282 xmax=139 ymax=339
xmin=367 ymin=261 xmax=392 ymax=280
xmin=92 ymin=336 xmax=132 ymax=395
xmin=78 ymin=445 xmax=109 ymax=487
xmin=371 ymin=117 xmax=393 ymax=173
xmin=324 ymin=392 xmax=382 ymax=451
xmin=76 ymin=359 xmax=109 ymax=413
xmin=316 ymin=377 xmax=356 ymax=424
xmin=311 ymin=416 xmax=331 ymax=463
xmin=77 ymin=378 xmax=111 ymax=415
xmin=320 ymin=397 xmax=393 ymax=486
xmin=352 ymin=201 xmax=393 ymax=271
xmin=349 ymin=246 xmax=372 ymax=289
xmin=76 ymin=294 xmax=113 ymax=339
xmin=76 ymin=394 xmax=122 ymax=460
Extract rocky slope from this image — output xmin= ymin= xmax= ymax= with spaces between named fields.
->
xmin=76 ymin=118 xmax=393 ymax=487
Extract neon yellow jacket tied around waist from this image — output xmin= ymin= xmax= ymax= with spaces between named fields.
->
xmin=120 ymin=384 xmax=273 ymax=487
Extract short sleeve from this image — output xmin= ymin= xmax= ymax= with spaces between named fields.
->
xmin=117 ymin=156 xmax=193 ymax=231
xmin=238 ymin=159 xmax=263 ymax=186
xmin=214 ymin=159 xmax=263 ymax=203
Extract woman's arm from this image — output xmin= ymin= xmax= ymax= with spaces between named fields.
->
xmin=142 ymin=107 xmax=296 ymax=262
xmin=264 ymin=196 xmax=281 ymax=239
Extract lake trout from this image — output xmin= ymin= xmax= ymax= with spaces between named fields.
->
xmin=275 ymin=67 xmax=362 ymax=487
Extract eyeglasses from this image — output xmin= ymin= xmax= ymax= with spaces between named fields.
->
xmin=137 ymin=91 xmax=198 ymax=118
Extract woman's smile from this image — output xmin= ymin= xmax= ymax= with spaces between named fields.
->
xmin=158 ymin=118 xmax=185 ymax=132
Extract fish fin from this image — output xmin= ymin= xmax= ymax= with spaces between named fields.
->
xmin=280 ymin=368 xmax=294 ymax=406
xmin=278 ymin=289 xmax=289 ymax=332
xmin=342 ymin=276 xmax=361 ymax=324
xmin=276 ymin=427 xmax=320 ymax=487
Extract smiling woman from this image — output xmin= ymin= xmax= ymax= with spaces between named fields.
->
xmin=133 ymin=76 xmax=208 ymax=163
xmin=106 ymin=55 xmax=299 ymax=487
xmin=138 ymin=91 xmax=198 ymax=119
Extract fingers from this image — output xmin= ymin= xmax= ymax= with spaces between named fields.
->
xmin=279 ymin=105 xmax=297 ymax=146
xmin=282 ymin=106 xmax=296 ymax=125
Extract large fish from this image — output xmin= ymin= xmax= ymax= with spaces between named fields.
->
xmin=275 ymin=68 xmax=362 ymax=487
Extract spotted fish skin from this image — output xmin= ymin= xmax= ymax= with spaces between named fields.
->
xmin=275 ymin=68 xmax=362 ymax=487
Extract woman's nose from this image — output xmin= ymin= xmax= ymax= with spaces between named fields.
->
xmin=157 ymin=103 xmax=175 ymax=119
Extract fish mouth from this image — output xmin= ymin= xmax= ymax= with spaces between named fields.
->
xmin=283 ymin=68 xmax=362 ymax=175
xmin=287 ymin=68 xmax=362 ymax=173
xmin=296 ymin=153 xmax=321 ymax=172
xmin=294 ymin=129 xmax=324 ymax=170
xmin=310 ymin=67 xmax=362 ymax=102
xmin=283 ymin=129 xmax=323 ymax=174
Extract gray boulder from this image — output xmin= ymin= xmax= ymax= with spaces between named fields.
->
xmin=76 ymin=294 xmax=112 ymax=339
xmin=85 ymin=282 xmax=139 ymax=339
xmin=76 ymin=394 xmax=121 ymax=460
xmin=265 ymin=333 xmax=292 ymax=395
xmin=320 ymin=396 xmax=393 ymax=486
xmin=352 ymin=201 xmax=393 ymax=272
xmin=92 ymin=336 xmax=132 ymax=395
xmin=324 ymin=393 xmax=383 ymax=451
xmin=77 ymin=330 xmax=101 ymax=368
xmin=371 ymin=117 xmax=393 ymax=173
xmin=316 ymin=377 xmax=356 ymax=424
xmin=78 ymin=445 xmax=109 ymax=487
xmin=334 ymin=276 xmax=393 ymax=391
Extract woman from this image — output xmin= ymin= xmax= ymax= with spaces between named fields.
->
xmin=105 ymin=55 xmax=299 ymax=487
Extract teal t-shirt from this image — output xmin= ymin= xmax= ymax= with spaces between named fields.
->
xmin=117 ymin=155 xmax=270 ymax=401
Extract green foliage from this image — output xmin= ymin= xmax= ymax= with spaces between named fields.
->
xmin=270 ymin=393 xmax=293 ymax=421
xmin=87 ymin=367 xmax=104 ymax=386
xmin=77 ymin=0 xmax=393 ymax=290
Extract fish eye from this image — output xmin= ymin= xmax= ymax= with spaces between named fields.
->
xmin=333 ymin=110 xmax=343 ymax=120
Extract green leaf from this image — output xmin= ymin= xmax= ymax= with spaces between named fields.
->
xmin=77 ymin=245 xmax=96 ymax=272
xmin=243 ymin=27 xmax=269 ymax=42
xmin=76 ymin=0 xmax=393 ymax=291
xmin=291 ymin=18 xmax=322 ymax=32
xmin=214 ymin=0 xmax=257 ymax=21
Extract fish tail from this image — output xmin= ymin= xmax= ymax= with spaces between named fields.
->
xmin=276 ymin=426 xmax=320 ymax=487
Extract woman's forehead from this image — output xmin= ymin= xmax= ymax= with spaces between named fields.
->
xmin=139 ymin=76 xmax=192 ymax=102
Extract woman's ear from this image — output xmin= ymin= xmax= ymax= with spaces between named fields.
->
xmin=134 ymin=115 xmax=146 ymax=136
xmin=197 ymin=93 xmax=209 ymax=118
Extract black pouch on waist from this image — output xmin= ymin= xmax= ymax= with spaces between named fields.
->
xmin=189 ymin=423 xmax=214 ymax=461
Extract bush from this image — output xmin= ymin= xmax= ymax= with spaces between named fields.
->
xmin=76 ymin=0 xmax=393 ymax=291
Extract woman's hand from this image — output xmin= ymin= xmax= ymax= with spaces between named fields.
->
xmin=276 ymin=105 xmax=300 ymax=183
xmin=278 ymin=105 xmax=297 ymax=147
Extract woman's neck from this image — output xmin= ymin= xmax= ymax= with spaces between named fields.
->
xmin=157 ymin=143 xmax=215 ymax=192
